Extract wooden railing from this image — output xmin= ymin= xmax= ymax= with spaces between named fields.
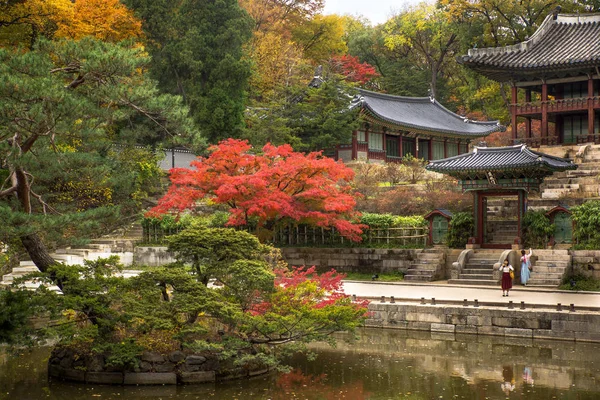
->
xmin=514 ymin=96 xmax=600 ymax=115
xmin=274 ymin=225 xmax=429 ymax=248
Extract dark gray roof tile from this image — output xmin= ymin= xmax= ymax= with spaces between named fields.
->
xmin=354 ymin=89 xmax=504 ymax=138
xmin=426 ymin=144 xmax=577 ymax=174
xmin=461 ymin=13 xmax=600 ymax=82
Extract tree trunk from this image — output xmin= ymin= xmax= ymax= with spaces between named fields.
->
xmin=20 ymin=233 xmax=56 ymax=273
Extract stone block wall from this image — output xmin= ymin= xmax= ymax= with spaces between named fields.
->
xmin=48 ymin=348 xmax=269 ymax=385
xmin=280 ymin=248 xmax=420 ymax=274
xmin=366 ymin=303 xmax=600 ymax=343
xmin=571 ymin=250 xmax=600 ymax=279
xmin=134 ymin=246 xmax=177 ymax=266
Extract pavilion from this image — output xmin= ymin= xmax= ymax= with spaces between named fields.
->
xmin=334 ymin=89 xmax=505 ymax=163
xmin=426 ymin=144 xmax=577 ymax=248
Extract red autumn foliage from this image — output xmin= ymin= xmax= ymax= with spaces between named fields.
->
xmin=330 ymin=54 xmax=380 ymax=85
xmin=249 ymin=266 xmax=370 ymax=315
xmin=148 ymin=139 xmax=365 ymax=241
xmin=275 ymin=369 xmax=371 ymax=400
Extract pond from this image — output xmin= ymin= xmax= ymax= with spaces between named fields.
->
xmin=1 ymin=328 xmax=599 ymax=400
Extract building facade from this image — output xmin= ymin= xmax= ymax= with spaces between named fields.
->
xmin=460 ymin=12 xmax=600 ymax=146
xmin=335 ymin=89 xmax=504 ymax=163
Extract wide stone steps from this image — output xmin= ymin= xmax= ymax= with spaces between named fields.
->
xmin=459 ymin=273 xmax=494 ymax=280
xmin=447 ymin=278 xmax=497 ymax=286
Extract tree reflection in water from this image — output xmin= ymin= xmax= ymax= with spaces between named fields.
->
xmin=1 ymin=328 xmax=599 ymax=399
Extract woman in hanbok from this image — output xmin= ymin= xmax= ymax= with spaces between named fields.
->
xmin=520 ymin=248 xmax=532 ymax=286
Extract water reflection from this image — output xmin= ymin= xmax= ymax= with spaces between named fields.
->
xmin=1 ymin=328 xmax=599 ymax=400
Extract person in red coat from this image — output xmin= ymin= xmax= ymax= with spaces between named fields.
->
xmin=499 ymin=258 xmax=514 ymax=297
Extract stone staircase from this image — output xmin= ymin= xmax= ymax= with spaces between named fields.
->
xmin=1 ymin=236 xmax=141 ymax=290
xmin=534 ymin=144 xmax=600 ymax=201
xmin=486 ymin=220 xmax=519 ymax=245
xmin=404 ymin=248 xmax=445 ymax=282
xmin=448 ymin=250 xmax=503 ymax=286
xmin=526 ymin=249 xmax=570 ymax=287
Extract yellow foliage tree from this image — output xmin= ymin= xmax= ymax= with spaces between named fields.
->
xmin=0 ymin=0 xmax=72 ymax=48
xmin=54 ymin=0 xmax=142 ymax=42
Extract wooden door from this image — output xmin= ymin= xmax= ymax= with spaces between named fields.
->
xmin=554 ymin=212 xmax=572 ymax=244
xmin=432 ymin=215 xmax=448 ymax=245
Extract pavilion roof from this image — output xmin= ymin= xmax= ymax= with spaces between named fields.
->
xmin=352 ymin=89 xmax=504 ymax=139
xmin=426 ymin=144 xmax=577 ymax=177
xmin=459 ymin=13 xmax=600 ymax=82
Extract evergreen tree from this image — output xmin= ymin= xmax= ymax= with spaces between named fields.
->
xmin=124 ymin=0 xmax=254 ymax=143
xmin=0 ymin=38 xmax=198 ymax=272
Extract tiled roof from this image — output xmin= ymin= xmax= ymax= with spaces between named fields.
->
xmin=460 ymin=13 xmax=600 ymax=82
xmin=353 ymin=90 xmax=504 ymax=138
xmin=426 ymin=144 xmax=577 ymax=174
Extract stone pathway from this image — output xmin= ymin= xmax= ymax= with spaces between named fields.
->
xmin=343 ymin=281 xmax=600 ymax=310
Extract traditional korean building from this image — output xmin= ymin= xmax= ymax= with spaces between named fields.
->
xmin=460 ymin=11 xmax=600 ymax=146
xmin=334 ymin=89 xmax=504 ymax=163
xmin=426 ymin=144 xmax=576 ymax=247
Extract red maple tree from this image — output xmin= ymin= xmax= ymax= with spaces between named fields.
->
xmin=148 ymin=139 xmax=365 ymax=241
xmin=330 ymin=54 xmax=380 ymax=85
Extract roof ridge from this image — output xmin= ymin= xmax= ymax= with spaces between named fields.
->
xmin=462 ymin=12 xmax=600 ymax=60
xmin=358 ymin=89 xmax=431 ymax=103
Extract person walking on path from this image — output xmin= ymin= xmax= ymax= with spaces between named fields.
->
xmin=520 ymin=248 xmax=533 ymax=286
xmin=499 ymin=258 xmax=514 ymax=297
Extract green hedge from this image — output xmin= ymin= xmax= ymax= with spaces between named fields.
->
xmin=446 ymin=212 xmax=474 ymax=249
xmin=522 ymin=210 xmax=554 ymax=248
xmin=572 ymin=200 xmax=600 ymax=249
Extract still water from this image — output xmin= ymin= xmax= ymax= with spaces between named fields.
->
xmin=1 ymin=328 xmax=598 ymax=400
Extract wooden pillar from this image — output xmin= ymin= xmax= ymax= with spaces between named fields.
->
xmin=364 ymin=125 xmax=370 ymax=161
xmin=399 ymin=135 xmax=403 ymax=158
xmin=525 ymin=90 xmax=532 ymax=139
xmin=517 ymin=190 xmax=527 ymax=243
xmin=444 ymin=139 xmax=447 ymax=158
xmin=457 ymin=140 xmax=461 ymax=155
xmin=414 ymin=136 xmax=419 ymax=158
xmin=511 ymin=85 xmax=518 ymax=140
xmin=382 ymin=129 xmax=387 ymax=160
xmin=541 ymin=81 xmax=548 ymax=139
xmin=589 ymin=76 xmax=595 ymax=141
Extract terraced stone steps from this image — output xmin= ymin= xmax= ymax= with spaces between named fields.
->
xmin=404 ymin=248 xmax=445 ymax=282
xmin=448 ymin=250 xmax=502 ymax=286
xmin=526 ymin=250 xmax=570 ymax=287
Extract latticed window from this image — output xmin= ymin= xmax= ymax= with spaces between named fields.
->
xmin=368 ymin=132 xmax=383 ymax=150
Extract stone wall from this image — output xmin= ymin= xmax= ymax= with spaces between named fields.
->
xmin=280 ymin=248 xmax=420 ymax=274
xmin=133 ymin=246 xmax=177 ymax=267
xmin=571 ymin=250 xmax=600 ymax=279
xmin=48 ymin=348 xmax=270 ymax=385
xmin=366 ymin=303 xmax=600 ymax=343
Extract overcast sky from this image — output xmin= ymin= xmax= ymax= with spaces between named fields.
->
xmin=323 ymin=0 xmax=428 ymax=25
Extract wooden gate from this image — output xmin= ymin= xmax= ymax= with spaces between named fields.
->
xmin=553 ymin=211 xmax=572 ymax=244
xmin=431 ymin=215 xmax=449 ymax=245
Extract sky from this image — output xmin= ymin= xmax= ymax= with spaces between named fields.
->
xmin=323 ymin=0 xmax=427 ymax=26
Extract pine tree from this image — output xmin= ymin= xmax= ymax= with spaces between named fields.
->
xmin=124 ymin=0 xmax=254 ymax=143
xmin=0 ymin=38 xmax=199 ymax=271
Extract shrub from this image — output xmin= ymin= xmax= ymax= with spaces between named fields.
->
xmin=559 ymin=273 xmax=600 ymax=292
xmin=572 ymin=200 xmax=600 ymax=249
xmin=360 ymin=213 xmax=395 ymax=229
xmin=392 ymin=215 xmax=427 ymax=227
xmin=522 ymin=210 xmax=554 ymax=248
xmin=447 ymin=212 xmax=474 ymax=249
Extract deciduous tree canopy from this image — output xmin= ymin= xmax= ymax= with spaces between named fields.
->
xmin=149 ymin=139 xmax=365 ymax=241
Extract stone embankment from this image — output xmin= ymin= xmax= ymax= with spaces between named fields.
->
xmin=48 ymin=348 xmax=270 ymax=385
xmin=366 ymin=302 xmax=600 ymax=343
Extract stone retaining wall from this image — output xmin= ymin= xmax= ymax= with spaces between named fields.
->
xmin=133 ymin=246 xmax=176 ymax=267
xmin=48 ymin=348 xmax=269 ymax=385
xmin=280 ymin=248 xmax=420 ymax=274
xmin=366 ymin=303 xmax=600 ymax=343
xmin=571 ymin=250 xmax=600 ymax=279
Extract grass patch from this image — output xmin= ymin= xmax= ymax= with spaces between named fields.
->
xmin=559 ymin=275 xmax=600 ymax=292
xmin=343 ymin=271 xmax=404 ymax=282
